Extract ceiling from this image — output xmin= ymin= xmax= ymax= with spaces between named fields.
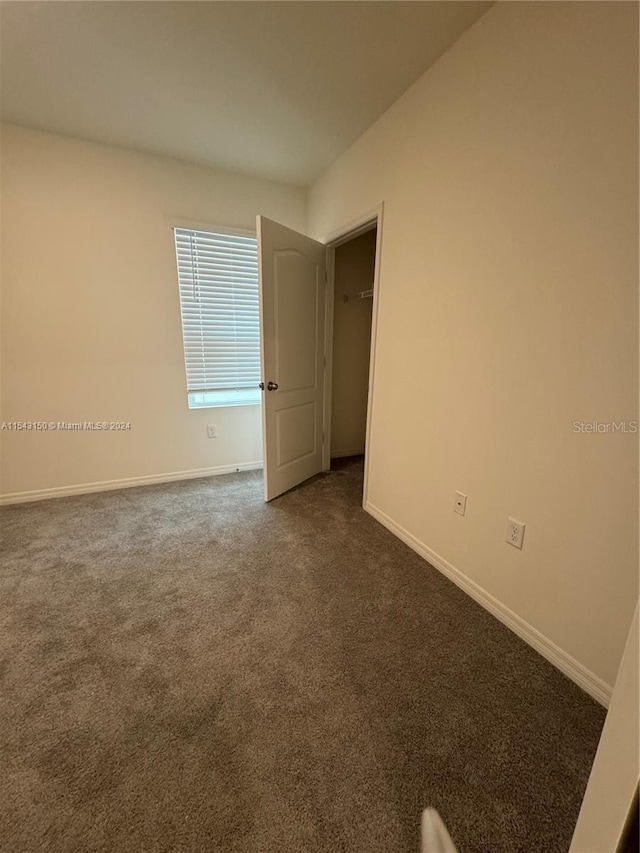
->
xmin=0 ymin=1 xmax=492 ymax=186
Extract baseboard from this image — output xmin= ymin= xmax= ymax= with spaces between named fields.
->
xmin=365 ymin=500 xmax=613 ymax=708
xmin=330 ymin=448 xmax=365 ymax=459
xmin=0 ymin=462 xmax=263 ymax=505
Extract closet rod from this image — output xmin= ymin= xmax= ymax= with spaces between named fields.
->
xmin=342 ymin=288 xmax=374 ymax=303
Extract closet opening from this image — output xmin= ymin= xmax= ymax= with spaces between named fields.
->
xmin=324 ymin=218 xmax=379 ymax=505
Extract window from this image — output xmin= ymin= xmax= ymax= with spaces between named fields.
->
xmin=173 ymin=226 xmax=261 ymax=408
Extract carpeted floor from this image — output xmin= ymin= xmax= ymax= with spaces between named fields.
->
xmin=0 ymin=458 xmax=605 ymax=853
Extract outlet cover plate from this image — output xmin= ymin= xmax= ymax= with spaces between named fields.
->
xmin=207 ymin=424 xmax=217 ymax=438
xmin=506 ymin=518 xmax=525 ymax=549
xmin=454 ymin=492 xmax=467 ymax=516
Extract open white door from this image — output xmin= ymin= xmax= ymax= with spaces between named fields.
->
xmin=257 ymin=216 xmax=327 ymax=501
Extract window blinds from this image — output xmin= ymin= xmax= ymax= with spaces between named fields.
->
xmin=174 ymin=227 xmax=261 ymax=407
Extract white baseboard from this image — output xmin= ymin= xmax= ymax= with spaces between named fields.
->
xmin=365 ymin=500 xmax=613 ymax=708
xmin=0 ymin=462 xmax=263 ymax=505
xmin=330 ymin=448 xmax=365 ymax=459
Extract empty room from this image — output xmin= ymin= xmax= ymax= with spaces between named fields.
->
xmin=0 ymin=2 xmax=638 ymax=852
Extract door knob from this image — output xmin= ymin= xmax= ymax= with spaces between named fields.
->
xmin=267 ymin=381 xmax=279 ymax=391
xmin=258 ymin=382 xmax=265 ymax=390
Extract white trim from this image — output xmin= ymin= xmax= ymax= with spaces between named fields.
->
xmin=0 ymin=462 xmax=263 ymax=505
xmin=365 ymin=500 xmax=613 ymax=708
xmin=169 ymin=218 xmax=257 ymax=239
xmin=362 ymin=204 xmax=384 ymax=511
xmin=322 ymin=246 xmax=336 ymax=472
xmin=320 ymin=206 xmax=381 ymax=247
xmin=330 ymin=448 xmax=365 ymax=459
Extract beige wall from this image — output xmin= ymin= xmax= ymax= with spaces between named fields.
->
xmin=0 ymin=124 xmax=306 ymax=498
xmin=308 ymin=2 xmax=639 ymax=690
xmin=331 ymin=229 xmax=376 ymax=457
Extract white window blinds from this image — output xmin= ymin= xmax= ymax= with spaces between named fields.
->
xmin=174 ymin=227 xmax=261 ymax=408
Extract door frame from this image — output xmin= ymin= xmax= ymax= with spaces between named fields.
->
xmin=321 ymin=202 xmax=385 ymax=508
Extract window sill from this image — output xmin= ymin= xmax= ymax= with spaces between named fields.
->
xmin=187 ymin=390 xmax=261 ymax=409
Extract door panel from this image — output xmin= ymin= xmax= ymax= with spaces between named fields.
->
xmin=257 ymin=216 xmax=326 ymax=501
xmin=274 ymin=254 xmax=318 ymax=390
xmin=276 ymin=402 xmax=317 ymax=466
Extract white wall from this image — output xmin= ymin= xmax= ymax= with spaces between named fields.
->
xmin=308 ymin=2 xmax=639 ymax=691
xmin=0 ymin=124 xmax=306 ymax=499
xmin=331 ymin=229 xmax=376 ymax=457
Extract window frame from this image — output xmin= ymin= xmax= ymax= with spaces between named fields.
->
xmin=172 ymin=221 xmax=262 ymax=410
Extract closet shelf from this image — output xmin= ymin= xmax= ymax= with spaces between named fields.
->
xmin=342 ymin=288 xmax=374 ymax=303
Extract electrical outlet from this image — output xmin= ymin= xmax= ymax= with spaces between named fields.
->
xmin=506 ymin=518 xmax=525 ymax=550
xmin=454 ymin=492 xmax=467 ymax=516
xmin=207 ymin=424 xmax=217 ymax=439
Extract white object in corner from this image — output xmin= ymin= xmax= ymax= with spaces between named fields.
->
xmin=569 ymin=604 xmax=639 ymax=853
xmin=365 ymin=500 xmax=613 ymax=707
xmin=422 ymin=809 xmax=459 ymax=853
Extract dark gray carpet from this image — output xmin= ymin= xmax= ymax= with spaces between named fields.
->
xmin=0 ymin=458 xmax=604 ymax=852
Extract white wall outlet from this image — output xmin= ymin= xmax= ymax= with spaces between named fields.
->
xmin=454 ymin=492 xmax=467 ymax=516
xmin=207 ymin=424 xmax=217 ymax=438
xmin=506 ymin=518 xmax=525 ymax=549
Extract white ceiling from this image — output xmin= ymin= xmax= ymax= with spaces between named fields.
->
xmin=0 ymin=1 xmax=492 ymax=186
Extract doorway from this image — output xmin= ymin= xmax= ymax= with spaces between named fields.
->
xmin=329 ymin=227 xmax=376 ymax=465
xmin=257 ymin=206 xmax=382 ymax=503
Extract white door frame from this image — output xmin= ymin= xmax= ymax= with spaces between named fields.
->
xmin=321 ymin=202 xmax=385 ymax=509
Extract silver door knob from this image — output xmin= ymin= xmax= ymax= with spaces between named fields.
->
xmin=267 ymin=381 xmax=279 ymax=391
xmin=258 ymin=382 xmax=265 ymax=390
